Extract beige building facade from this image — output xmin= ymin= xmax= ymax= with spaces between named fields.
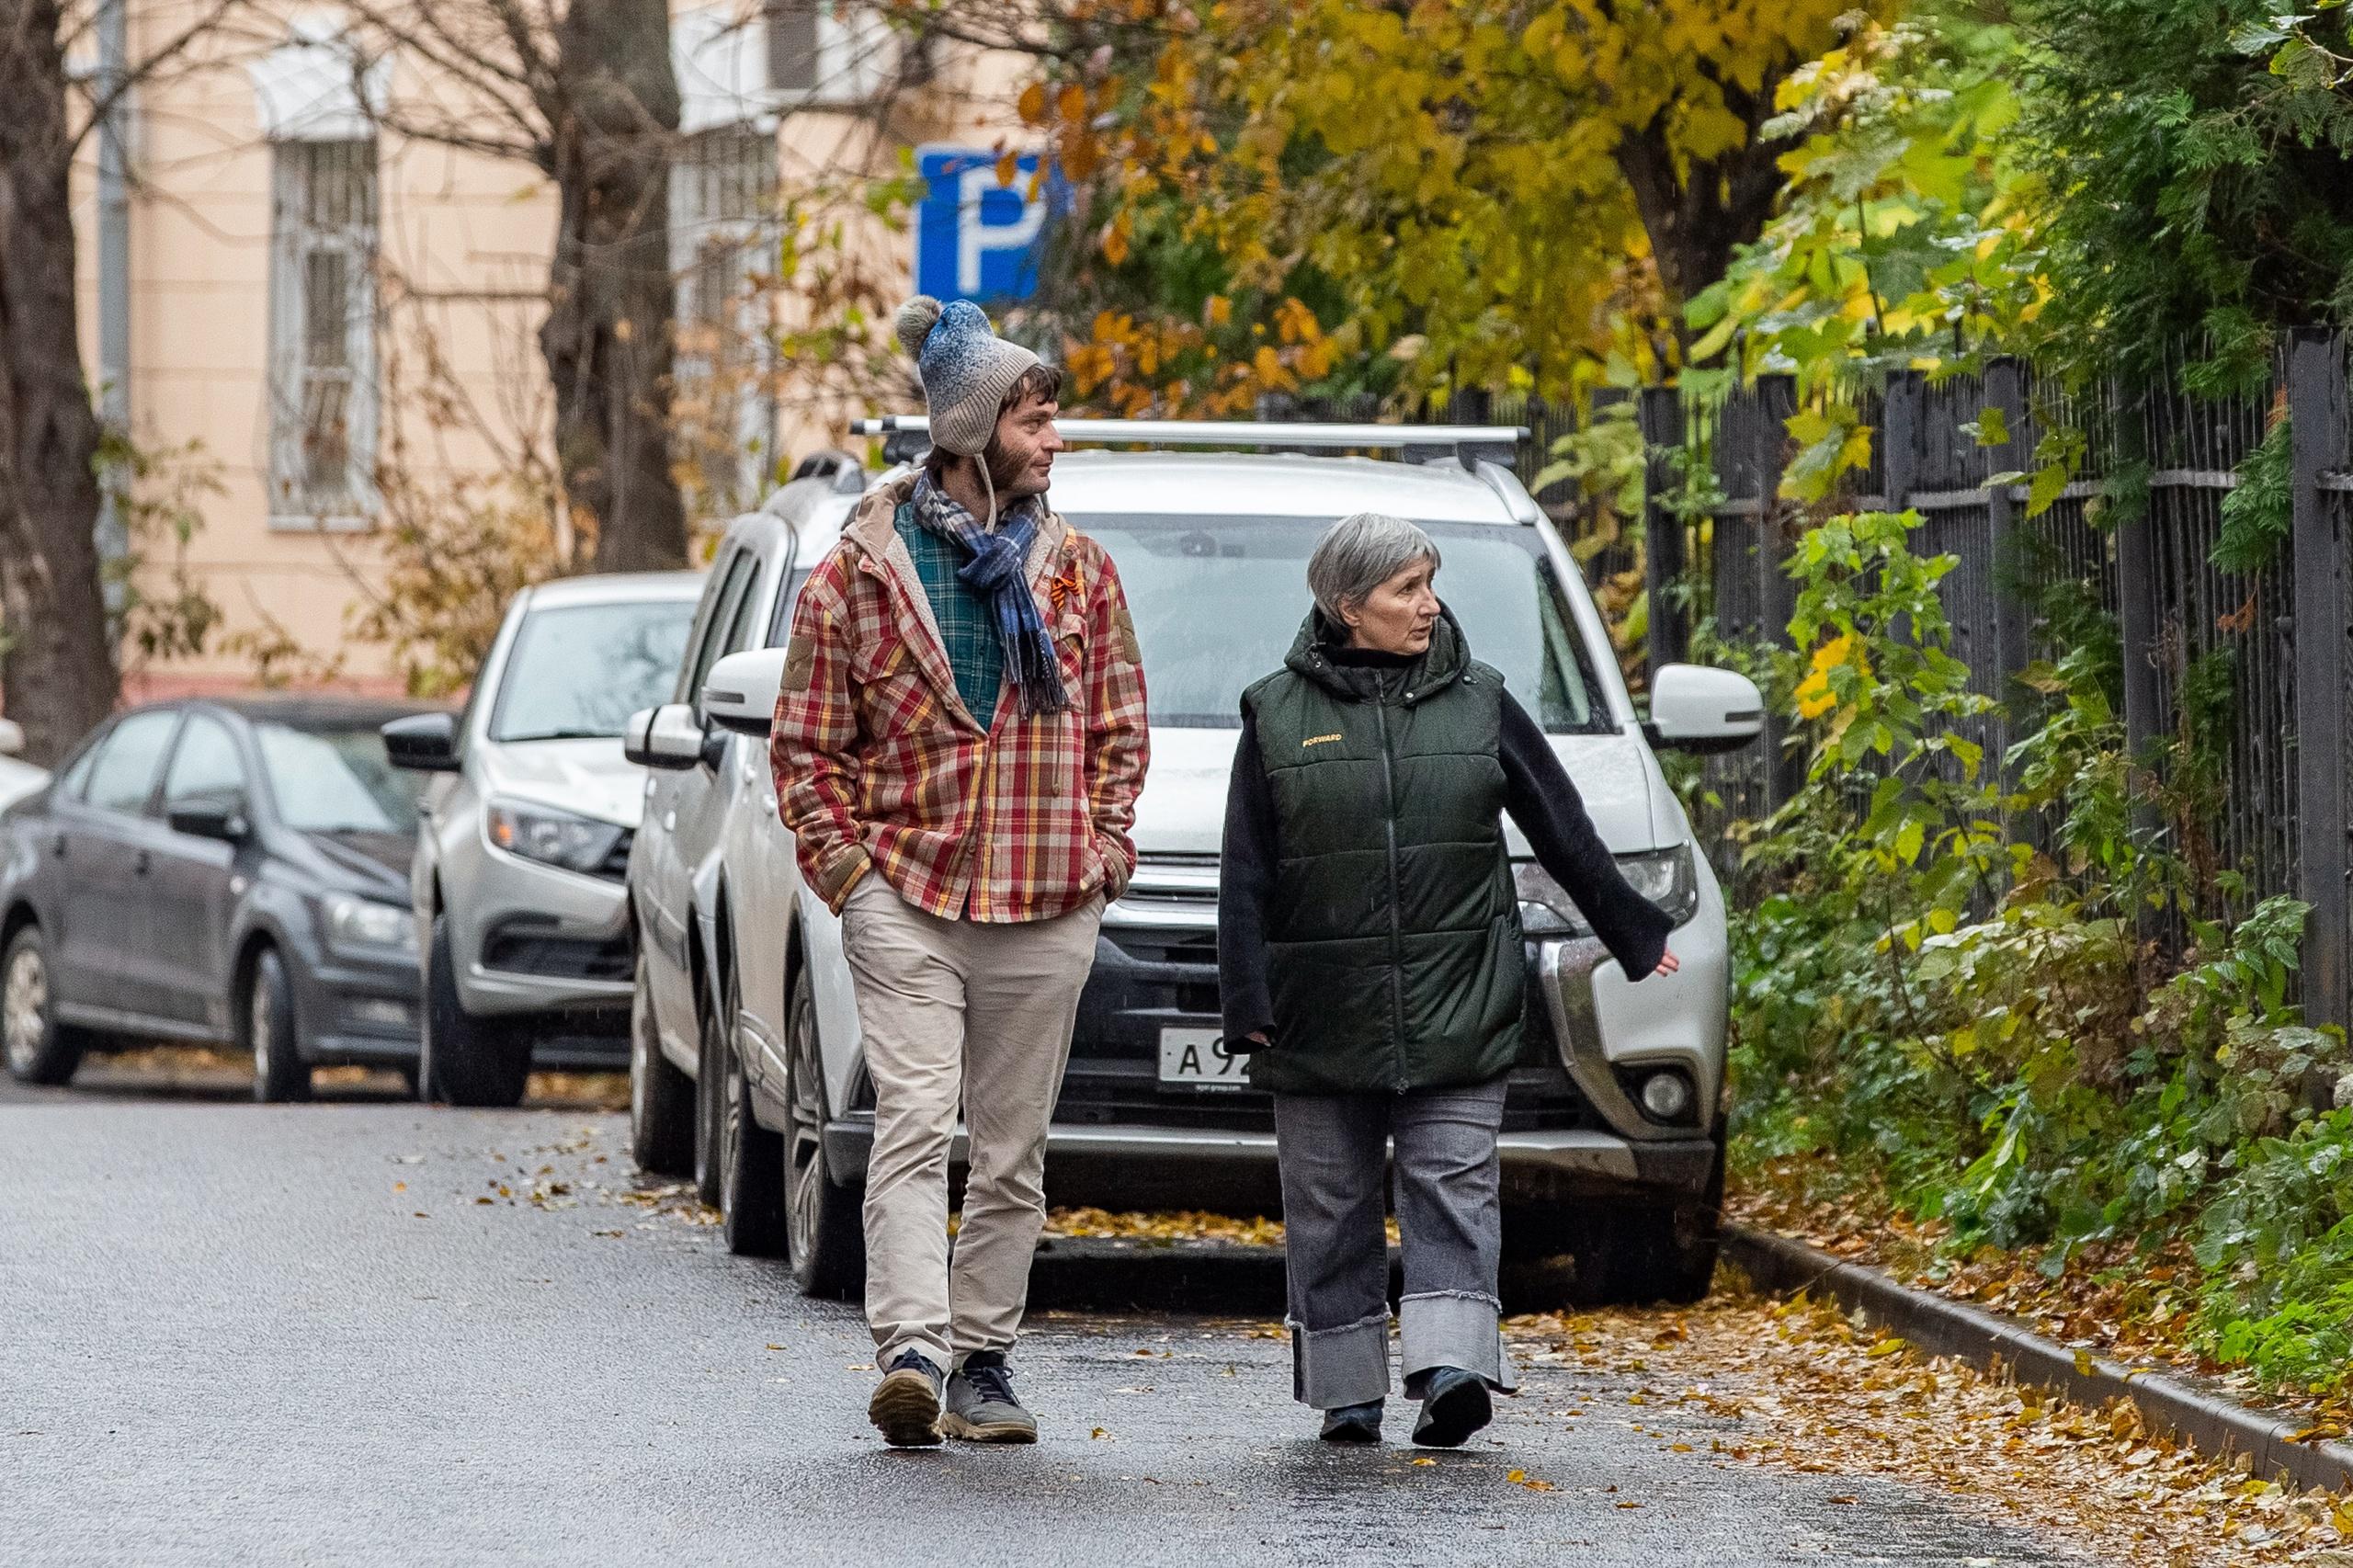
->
xmin=80 ymin=2 xmax=1012 ymax=699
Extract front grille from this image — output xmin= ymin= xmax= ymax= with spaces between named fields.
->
xmin=1052 ymin=1061 xmax=1584 ymax=1133
xmin=1102 ymin=927 xmax=1217 ymax=969
xmin=481 ymin=916 xmax=632 ymax=982
xmin=1073 ymin=897 xmax=1587 ymax=1130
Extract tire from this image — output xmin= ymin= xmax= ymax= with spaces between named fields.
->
xmin=419 ymin=914 xmax=530 ymax=1108
xmin=691 ymin=960 xmax=723 ymax=1209
xmin=628 ymin=949 xmax=694 ymax=1176
xmin=782 ymin=958 xmax=864 ymax=1299
xmin=245 ymin=947 xmax=312 ymax=1104
xmin=714 ymin=965 xmax=787 ymax=1256
xmin=1596 ymin=1134 xmax=1725 ymax=1306
xmin=2 ymin=926 xmax=85 ymax=1086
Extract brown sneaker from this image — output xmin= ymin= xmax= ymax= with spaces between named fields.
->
xmin=868 ymin=1350 xmax=945 ymax=1448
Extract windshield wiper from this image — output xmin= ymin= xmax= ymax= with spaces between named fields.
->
xmin=495 ymin=728 xmax=619 ymax=743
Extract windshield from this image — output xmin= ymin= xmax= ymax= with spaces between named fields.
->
xmin=490 ymin=599 xmax=696 ymax=743
xmin=1072 ymin=516 xmax=1613 ymax=731
xmin=258 ymin=724 xmax=423 ymax=835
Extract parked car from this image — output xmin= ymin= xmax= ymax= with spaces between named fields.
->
xmin=618 ymin=460 xmax=867 ymax=1270
xmin=0 ymin=697 xmax=439 ymax=1098
xmin=385 ymin=572 xmax=702 ymax=1108
xmin=636 ymin=423 xmax=1763 ymax=1302
xmin=0 ymin=719 xmax=46 ymax=814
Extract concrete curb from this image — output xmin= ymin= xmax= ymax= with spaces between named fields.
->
xmin=1724 ymin=1222 xmax=2353 ymax=1494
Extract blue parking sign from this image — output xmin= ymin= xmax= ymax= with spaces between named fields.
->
xmin=912 ymin=146 xmax=1065 ymax=305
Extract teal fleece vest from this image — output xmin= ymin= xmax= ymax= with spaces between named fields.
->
xmin=1241 ymin=608 xmax=1524 ymax=1095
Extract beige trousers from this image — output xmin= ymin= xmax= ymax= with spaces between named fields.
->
xmin=840 ymin=873 xmax=1106 ymax=1372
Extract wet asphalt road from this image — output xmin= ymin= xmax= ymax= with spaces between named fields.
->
xmin=0 ymin=1075 xmax=2091 ymax=1567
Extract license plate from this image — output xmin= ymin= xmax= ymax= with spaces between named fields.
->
xmin=1158 ymin=1027 xmax=1247 ymax=1089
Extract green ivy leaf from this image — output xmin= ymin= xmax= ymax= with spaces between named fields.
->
xmin=2026 ymin=462 xmax=2070 ymax=517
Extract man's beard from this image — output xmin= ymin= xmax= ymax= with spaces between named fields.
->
xmin=984 ymin=440 xmax=1042 ymax=497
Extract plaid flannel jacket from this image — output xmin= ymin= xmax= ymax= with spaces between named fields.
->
xmin=768 ymin=472 xmax=1151 ymax=923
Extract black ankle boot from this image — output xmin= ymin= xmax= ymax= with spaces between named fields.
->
xmin=1319 ymin=1399 xmax=1384 ymax=1443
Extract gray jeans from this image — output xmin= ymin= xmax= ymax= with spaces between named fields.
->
xmin=1273 ymin=1076 xmax=1517 ymax=1409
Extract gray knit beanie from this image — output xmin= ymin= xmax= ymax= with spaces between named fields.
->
xmin=892 ymin=296 xmax=1041 ymax=456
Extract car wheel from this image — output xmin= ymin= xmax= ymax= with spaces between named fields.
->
xmin=2 ymin=926 xmax=85 ymax=1086
xmin=628 ymin=949 xmax=694 ymax=1176
xmin=783 ymin=958 xmax=863 ymax=1299
xmin=714 ymin=971 xmax=787 ymax=1256
xmin=421 ymin=914 xmax=530 ymax=1108
xmin=692 ymin=971 xmax=724 ymax=1209
xmin=1595 ymin=1135 xmax=1725 ymax=1306
xmin=246 ymin=947 xmax=312 ymax=1104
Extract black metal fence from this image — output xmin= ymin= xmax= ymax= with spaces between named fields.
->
xmin=1640 ymin=330 xmax=2353 ymax=1037
xmin=1253 ymin=341 xmax=2353 ymax=1031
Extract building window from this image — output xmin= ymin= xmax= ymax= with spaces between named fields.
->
xmin=268 ymin=138 xmax=378 ymax=528
xmin=764 ymin=1 xmax=898 ymax=104
xmin=767 ymin=0 xmax=820 ymax=91
xmin=671 ymin=125 xmax=779 ymax=517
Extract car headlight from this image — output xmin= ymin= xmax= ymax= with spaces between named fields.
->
xmin=325 ymin=894 xmax=418 ymax=958
xmin=485 ymin=799 xmax=630 ymax=878
xmin=1516 ymin=843 xmax=1699 ymax=938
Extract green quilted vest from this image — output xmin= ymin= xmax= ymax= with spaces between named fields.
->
xmin=1241 ymin=607 xmax=1523 ymax=1096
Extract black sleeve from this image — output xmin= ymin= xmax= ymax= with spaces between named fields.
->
xmin=1216 ymin=708 xmax=1279 ymax=1049
xmin=1500 ymin=693 xmax=1676 ymax=980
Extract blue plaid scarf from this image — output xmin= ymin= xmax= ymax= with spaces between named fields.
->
xmin=910 ymin=471 xmax=1069 ymax=716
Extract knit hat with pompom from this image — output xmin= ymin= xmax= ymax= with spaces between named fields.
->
xmin=892 ymin=296 xmax=1042 ymax=456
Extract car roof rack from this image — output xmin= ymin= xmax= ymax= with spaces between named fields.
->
xmin=847 ymin=415 xmax=1527 ymax=472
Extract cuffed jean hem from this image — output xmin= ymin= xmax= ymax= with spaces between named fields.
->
xmin=1399 ymin=1290 xmax=1516 ymax=1396
xmin=875 ymin=1337 xmax=949 ymax=1378
xmin=1289 ymin=1310 xmax=1392 ymax=1409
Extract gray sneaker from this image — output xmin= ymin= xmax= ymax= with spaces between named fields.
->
xmin=941 ymin=1350 xmax=1037 ymax=1443
xmin=869 ymin=1349 xmax=945 ymax=1448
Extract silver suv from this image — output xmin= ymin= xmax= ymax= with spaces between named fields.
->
xmin=620 ymin=464 xmax=864 ymax=1279
xmin=383 ymin=571 xmax=702 ymax=1105
xmin=649 ymin=420 xmax=1764 ymax=1302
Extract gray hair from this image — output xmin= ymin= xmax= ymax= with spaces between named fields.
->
xmin=1306 ymin=512 xmax=1442 ymax=623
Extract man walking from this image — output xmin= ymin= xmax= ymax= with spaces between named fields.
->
xmin=769 ymin=297 xmax=1150 ymax=1447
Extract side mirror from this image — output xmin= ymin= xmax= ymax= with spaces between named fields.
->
xmin=381 ymin=711 xmax=460 ymax=773
xmin=703 ymin=648 xmax=787 ymax=740
xmin=623 ymin=703 xmax=707 ymax=771
xmin=168 ymin=796 xmax=249 ymax=843
xmin=1645 ymin=665 xmax=1766 ymax=755
xmin=0 ymin=719 xmax=22 ymax=756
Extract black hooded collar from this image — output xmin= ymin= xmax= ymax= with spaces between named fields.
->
xmin=1282 ymin=603 xmax=1472 ymax=706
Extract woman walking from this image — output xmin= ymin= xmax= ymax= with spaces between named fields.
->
xmin=1218 ymin=512 xmax=1679 ymax=1448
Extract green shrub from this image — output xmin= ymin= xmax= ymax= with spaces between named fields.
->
xmin=1727 ymin=508 xmax=2353 ymax=1395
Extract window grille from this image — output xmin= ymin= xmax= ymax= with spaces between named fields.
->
xmin=671 ymin=125 xmax=780 ymax=515
xmin=267 ymin=138 xmax=378 ymax=528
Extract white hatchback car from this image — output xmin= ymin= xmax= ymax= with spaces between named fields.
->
xmin=631 ymin=422 xmax=1763 ymax=1302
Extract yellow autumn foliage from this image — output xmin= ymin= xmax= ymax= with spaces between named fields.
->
xmin=1033 ymin=0 xmax=1888 ymax=397
xmin=1794 ymin=632 xmax=1872 ymax=720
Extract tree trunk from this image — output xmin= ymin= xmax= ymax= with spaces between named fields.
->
xmin=0 ymin=0 xmax=119 ymax=764
xmin=539 ymin=0 xmax=688 ymax=574
xmin=1612 ymin=74 xmax=1796 ymax=347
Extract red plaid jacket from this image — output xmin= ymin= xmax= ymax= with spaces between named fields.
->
xmin=768 ymin=472 xmax=1151 ymax=922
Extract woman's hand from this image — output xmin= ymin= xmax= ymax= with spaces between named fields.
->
xmin=1652 ymin=949 xmax=1680 ymax=978
xmin=1247 ymin=1031 xmax=1269 ymax=1046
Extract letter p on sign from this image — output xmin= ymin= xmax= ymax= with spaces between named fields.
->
xmin=912 ymin=146 xmax=1065 ymax=306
